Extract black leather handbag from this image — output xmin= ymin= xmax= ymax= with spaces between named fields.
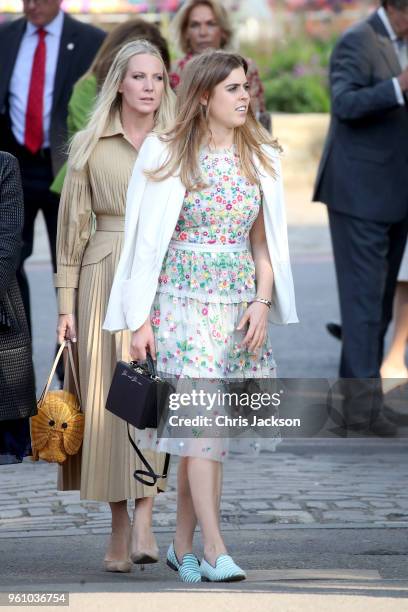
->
xmin=106 ymin=354 xmax=172 ymax=486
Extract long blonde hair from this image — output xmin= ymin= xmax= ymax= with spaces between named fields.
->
xmin=171 ymin=0 xmax=233 ymax=54
xmin=69 ymin=40 xmax=175 ymax=171
xmin=149 ymin=50 xmax=279 ymax=191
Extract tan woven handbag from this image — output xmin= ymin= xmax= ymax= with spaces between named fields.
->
xmin=31 ymin=341 xmax=84 ymax=464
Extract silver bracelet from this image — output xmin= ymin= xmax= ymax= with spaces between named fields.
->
xmin=253 ymin=297 xmax=272 ymax=309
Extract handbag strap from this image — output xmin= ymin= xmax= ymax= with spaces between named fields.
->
xmin=127 ymin=424 xmax=170 ymax=487
xmin=145 ymin=352 xmax=157 ymax=377
xmin=38 ymin=341 xmax=82 ymax=408
xmin=65 ymin=341 xmax=82 ymax=407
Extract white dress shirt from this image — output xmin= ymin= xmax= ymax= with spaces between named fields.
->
xmin=9 ymin=10 xmax=64 ymax=148
xmin=378 ymin=7 xmax=407 ymax=106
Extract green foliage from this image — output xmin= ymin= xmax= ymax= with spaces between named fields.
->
xmin=263 ymin=74 xmax=330 ymax=113
xmin=242 ymin=35 xmax=337 ymax=113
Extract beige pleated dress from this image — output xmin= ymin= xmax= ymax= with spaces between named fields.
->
xmin=54 ymin=113 xmax=168 ymax=501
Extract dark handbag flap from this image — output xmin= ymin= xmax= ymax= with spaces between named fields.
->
xmin=106 ymin=360 xmax=173 ymax=430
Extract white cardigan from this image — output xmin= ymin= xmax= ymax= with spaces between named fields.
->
xmin=103 ymin=134 xmax=298 ymax=333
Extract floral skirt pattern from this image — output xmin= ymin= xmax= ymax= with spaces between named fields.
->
xmin=152 ymin=293 xmax=276 ymax=378
xmin=133 ymin=293 xmax=278 ymax=463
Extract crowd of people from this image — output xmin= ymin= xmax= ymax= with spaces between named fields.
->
xmin=0 ymin=0 xmax=407 ymax=584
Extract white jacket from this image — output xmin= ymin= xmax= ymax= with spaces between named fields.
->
xmin=103 ymin=134 xmax=298 ymax=333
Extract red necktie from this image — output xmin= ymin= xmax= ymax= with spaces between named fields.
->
xmin=24 ymin=28 xmax=47 ymax=154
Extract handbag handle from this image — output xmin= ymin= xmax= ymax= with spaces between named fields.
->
xmin=145 ymin=352 xmax=157 ymax=377
xmin=131 ymin=352 xmax=158 ymax=379
xmin=38 ymin=341 xmax=82 ymax=408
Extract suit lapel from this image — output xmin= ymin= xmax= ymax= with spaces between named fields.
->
xmin=51 ymin=13 xmax=77 ymax=115
xmin=0 ymin=18 xmax=26 ymax=112
xmin=369 ymin=12 xmax=401 ymax=76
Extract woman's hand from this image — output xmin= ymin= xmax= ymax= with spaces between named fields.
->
xmin=57 ymin=314 xmax=77 ymax=345
xmin=237 ymin=301 xmax=269 ymax=352
xmin=130 ymin=318 xmax=156 ymax=361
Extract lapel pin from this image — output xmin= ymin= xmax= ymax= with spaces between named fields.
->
xmin=67 ymin=42 xmax=75 ymax=50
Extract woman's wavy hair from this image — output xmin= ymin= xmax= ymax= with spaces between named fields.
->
xmin=171 ymin=0 xmax=233 ymax=54
xmin=148 ymin=50 xmax=279 ymax=191
xmin=69 ymin=40 xmax=175 ymax=171
xmin=89 ymin=18 xmax=171 ymax=88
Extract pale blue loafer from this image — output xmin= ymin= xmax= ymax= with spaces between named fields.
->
xmin=200 ymin=554 xmax=247 ymax=582
xmin=166 ymin=542 xmax=201 ymax=583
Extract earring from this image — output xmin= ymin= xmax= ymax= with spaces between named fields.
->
xmin=200 ymin=104 xmax=208 ymax=122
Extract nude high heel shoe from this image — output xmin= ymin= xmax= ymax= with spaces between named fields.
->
xmin=103 ymin=558 xmax=132 ymax=573
xmin=129 ymin=526 xmax=159 ymax=566
xmin=103 ymin=528 xmax=132 ymax=573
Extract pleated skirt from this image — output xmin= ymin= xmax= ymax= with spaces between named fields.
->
xmin=57 ymin=229 xmax=169 ymax=501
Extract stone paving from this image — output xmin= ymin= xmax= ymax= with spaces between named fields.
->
xmin=1 ymin=441 xmax=407 ymax=539
xmin=3 ymin=205 xmax=406 ymax=544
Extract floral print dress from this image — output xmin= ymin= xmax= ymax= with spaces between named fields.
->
xmin=137 ymin=146 xmax=277 ymax=462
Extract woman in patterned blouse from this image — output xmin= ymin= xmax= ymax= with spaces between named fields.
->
xmin=169 ymin=0 xmax=268 ymax=126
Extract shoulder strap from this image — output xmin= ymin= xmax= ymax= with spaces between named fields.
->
xmin=127 ymin=424 xmax=170 ymax=487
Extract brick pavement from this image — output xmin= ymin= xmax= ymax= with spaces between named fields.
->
xmin=4 ymin=209 xmax=405 ymax=544
xmin=1 ymin=441 xmax=407 ymax=539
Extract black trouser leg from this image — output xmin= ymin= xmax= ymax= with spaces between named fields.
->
xmin=16 ymin=149 xmax=56 ymax=334
xmin=42 ymin=188 xmax=59 ymax=274
xmin=42 ymin=191 xmax=64 ymax=384
xmin=328 ymin=210 xmax=408 ymax=378
xmin=328 ymin=210 xmax=408 ymax=430
xmin=15 ymin=147 xmax=64 ymax=384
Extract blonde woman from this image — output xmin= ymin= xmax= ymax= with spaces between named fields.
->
xmin=105 ymin=50 xmax=297 ymax=582
xmin=55 ymin=40 xmax=175 ymax=573
xmin=169 ymin=0 xmax=266 ymax=120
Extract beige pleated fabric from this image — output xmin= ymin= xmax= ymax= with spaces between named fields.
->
xmin=54 ymin=113 xmax=169 ymax=501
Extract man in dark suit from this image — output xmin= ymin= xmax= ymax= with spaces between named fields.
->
xmin=0 ymin=0 xmax=105 ymax=336
xmin=313 ymin=0 xmax=408 ymax=433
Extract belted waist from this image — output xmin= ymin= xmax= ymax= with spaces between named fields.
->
xmin=168 ymin=239 xmax=248 ymax=253
xmin=96 ymin=215 xmax=124 ymax=232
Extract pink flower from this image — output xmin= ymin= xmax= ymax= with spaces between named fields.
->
xmin=226 ymin=204 xmax=232 ymax=210
xmin=202 ymin=307 xmax=208 ymax=315
xmin=169 ymin=72 xmax=180 ymax=88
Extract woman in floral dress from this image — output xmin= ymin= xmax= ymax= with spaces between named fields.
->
xmin=104 ymin=50 xmax=297 ymax=583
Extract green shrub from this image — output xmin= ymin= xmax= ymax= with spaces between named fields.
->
xmin=242 ymin=35 xmax=336 ymax=113
xmin=263 ymin=74 xmax=330 ymax=113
